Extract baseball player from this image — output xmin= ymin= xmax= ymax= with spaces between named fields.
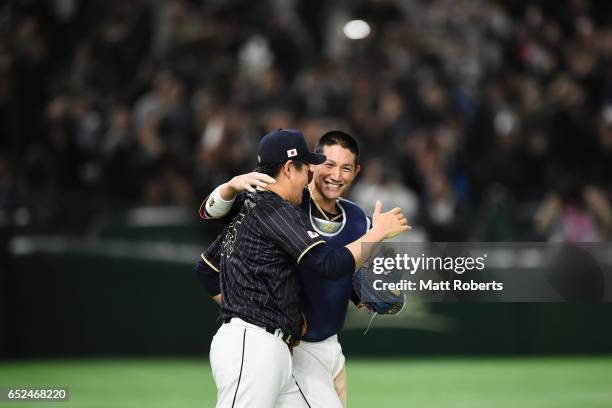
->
xmin=197 ymin=129 xmax=409 ymax=407
xmin=198 ymin=130 xmax=407 ymax=407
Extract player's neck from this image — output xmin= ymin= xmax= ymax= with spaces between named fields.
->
xmin=265 ymin=182 xmax=292 ymax=203
xmin=308 ymin=183 xmax=337 ymax=214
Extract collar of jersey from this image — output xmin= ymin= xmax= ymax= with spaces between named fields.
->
xmin=310 ymin=198 xmax=347 ymax=237
xmin=252 ymin=189 xmax=300 ymax=208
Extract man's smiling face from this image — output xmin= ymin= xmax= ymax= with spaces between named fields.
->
xmin=311 ymin=144 xmax=360 ymax=201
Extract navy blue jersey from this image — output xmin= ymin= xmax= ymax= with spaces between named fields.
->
xmin=298 ymin=189 xmax=370 ymax=342
xmin=206 ymin=190 xmax=325 ymax=338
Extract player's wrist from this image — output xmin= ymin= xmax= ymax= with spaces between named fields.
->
xmin=367 ymin=225 xmax=388 ymax=243
xmin=205 ymin=185 xmax=236 ymax=218
xmin=220 ymin=181 xmax=238 ymax=200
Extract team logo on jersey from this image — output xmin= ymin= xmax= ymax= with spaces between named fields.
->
xmin=223 ymin=212 xmax=245 ymax=257
xmin=307 ymin=230 xmax=319 ymax=239
xmin=287 ymin=148 xmax=298 ymax=157
xmin=322 ymin=223 xmax=335 ymax=232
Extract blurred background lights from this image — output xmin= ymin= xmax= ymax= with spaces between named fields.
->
xmin=343 ymin=19 xmax=370 ymax=40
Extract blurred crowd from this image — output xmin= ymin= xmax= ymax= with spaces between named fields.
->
xmin=1 ymin=0 xmax=612 ymax=241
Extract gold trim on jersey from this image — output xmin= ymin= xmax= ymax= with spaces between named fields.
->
xmin=297 ymin=240 xmax=326 ymax=264
xmin=309 ymin=187 xmax=341 ymax=221
xmin=329 ymin=213 xmax=343 ymax=222
xmin=201 ymin=253 xmax=220 ymax=273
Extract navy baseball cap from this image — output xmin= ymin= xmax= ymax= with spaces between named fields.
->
xmin=257 ymin=129 xmax=326 ymax=166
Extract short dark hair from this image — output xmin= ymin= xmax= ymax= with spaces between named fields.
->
xmin=255 ymin=160 xmax=305 ymax=178
xmin=314 ymin=130 xmax=360 ymax=165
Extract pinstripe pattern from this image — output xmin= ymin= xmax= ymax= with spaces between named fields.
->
xmin=213 ymin=190 xmax=324 ymax=338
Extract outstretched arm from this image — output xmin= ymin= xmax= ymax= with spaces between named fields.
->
xmin=300 ymin=200 xmax=411 ymax=279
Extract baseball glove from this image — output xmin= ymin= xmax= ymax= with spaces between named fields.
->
xmin=352 ymin=245 xmax=405 ymax=315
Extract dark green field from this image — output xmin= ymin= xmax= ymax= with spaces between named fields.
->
xmin=1 ymin=357 xmax=611 ymax=407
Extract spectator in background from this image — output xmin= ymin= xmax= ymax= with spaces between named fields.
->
xmin=591 ymin=105 xmax=612 ymax=190
xmin=535 ymin=183 xmax=612 ymax=242
xmin=351 ymin=157 xmax=424 ymax=241
xmin=101 ymin=103 xmax=143 ymax=204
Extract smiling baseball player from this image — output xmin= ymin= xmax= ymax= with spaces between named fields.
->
xmin=197 ymin=130 xmax=409 ymax=407
xmin=197 ymin=129 xmax=409 ymax=407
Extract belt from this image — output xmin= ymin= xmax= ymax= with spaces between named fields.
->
xmin=223 ymin=318 xmax=300 ymax=352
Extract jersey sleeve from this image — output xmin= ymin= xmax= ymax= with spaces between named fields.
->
xmin=201 ymin=234 xmax=223 ymax=271
xmin=195 ymin=235 xmax=224 ymax=296
xmin=258 ymin=203 xmax=325 ymax=262
xmin=299 ymin=244 xmax=356 ymax=280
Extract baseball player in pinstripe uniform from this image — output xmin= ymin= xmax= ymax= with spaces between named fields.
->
xmin=198 ymin=130 xmax=409 ymax=407
xmin=197 ymin=129 xmax=409 ymax=407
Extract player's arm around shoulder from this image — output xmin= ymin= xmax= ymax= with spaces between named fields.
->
xmin=198 ymin=172 xmax=276 ymax=220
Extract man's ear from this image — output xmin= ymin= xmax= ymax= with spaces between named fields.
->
xmin=282 ymin=160 xmax=293 ymax=177
xmin=354 ymin=164 xmax=361 ymax=177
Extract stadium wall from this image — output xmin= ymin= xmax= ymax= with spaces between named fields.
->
xmin=3 ymin=253 xmax=612 ymax=358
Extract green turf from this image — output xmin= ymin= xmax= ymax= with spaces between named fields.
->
xmin=0 ymin=357 xmax=611 ymax=407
